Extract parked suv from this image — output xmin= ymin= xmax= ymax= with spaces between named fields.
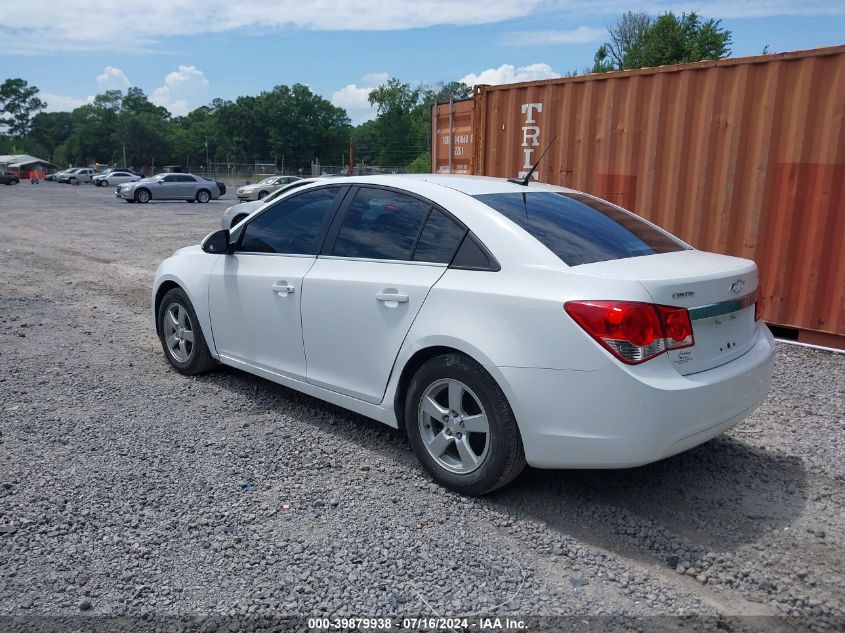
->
xmin=0 ymin=171 xmax=20 ymax=185
xmin=58 ymin=168 xmax=96 ymax=184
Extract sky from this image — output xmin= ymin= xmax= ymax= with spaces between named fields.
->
xmin=1 ymin=1 xmax=844 ymax=124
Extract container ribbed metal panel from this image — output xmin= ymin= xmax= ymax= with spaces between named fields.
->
xmin=433 ymin=46 xmax=845 ymax=343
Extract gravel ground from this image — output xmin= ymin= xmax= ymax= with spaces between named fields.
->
xmin=1 ymin=182 xmax=843 ymax=630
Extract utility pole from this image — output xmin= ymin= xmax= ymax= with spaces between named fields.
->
xmin=348 ymin=134 xmax=355 ymax=176
xmin=122 ymin=143 xmax=127 ymax=168
xmin=205 ymin=138 xmax=210 ymax=177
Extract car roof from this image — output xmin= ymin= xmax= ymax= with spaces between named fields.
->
xmin=315 ymin=173 xmax=576 ymax=196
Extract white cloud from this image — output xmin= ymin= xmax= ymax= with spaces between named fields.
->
xmin=96 ymin=66 xmax=131 ymax=91
xmin=41 ymin=92 xmax=94 ymax=112
xmin=502 ymin=25 xmax=605 ymax=46
xmin=579 ymin=1 xmax=845 ymax=20
xmin=362 ymin=72 xmax=390 ymax=86
xmin=3 ymin=0 xmax=844 ymax=54
xmin=0 ymin=0 xmax=543 ymax=53
xmin=460 ymin=63 xmax=561 ymax=87
xmin=3 ymin=1 xmax=845 ymax=53
xmin=152 ymin=65 xmax=209 ymax=116
xmin=330 ymin=72 xmax=390 ymax=125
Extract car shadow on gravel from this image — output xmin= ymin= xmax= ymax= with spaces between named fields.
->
xmin=486 ymin=435 xmax=808 ymax=557
xmin=200 ymin=366 xmax=807 ymax=559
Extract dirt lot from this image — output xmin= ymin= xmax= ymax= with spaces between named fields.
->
xmin=1 ymin=182 xmax=843 ymax=629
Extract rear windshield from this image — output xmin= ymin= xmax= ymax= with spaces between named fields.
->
xmin=474 ymin=192 xmax=686 ymax=266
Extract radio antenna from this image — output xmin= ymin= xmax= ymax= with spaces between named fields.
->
xmin=508 ymin=136 xmax=557 ymax=186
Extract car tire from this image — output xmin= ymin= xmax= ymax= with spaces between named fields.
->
xmin=196 ymin=189 xmax=211 ymax=203
xmin=231 ymin=214 xmax=248 ymax=228
xmin=157 ymin=287 xmax=216 ymax=376
xmin=135 ymin=188 xmax=150 ymax=203
xmin=70 ymin=177 xmax=78 ymax=185
xmin=405 ymin=353 xmax=526 ymax=495
xmin=258 ymin=190 xmax=268 ymax=199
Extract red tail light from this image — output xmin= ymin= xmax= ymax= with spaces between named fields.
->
xmin=564 ymin=301 xmax=694 ymax=365
xmin=754 ymin=288 xmax=763 ymax=322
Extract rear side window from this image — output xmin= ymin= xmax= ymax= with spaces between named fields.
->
xmin=474 ymin=192 xmax=686 ymax=266
xmin=332 ymin=187 xmax=430 ymax=261
xmin=239 ymin=187 xmax=341 ymax=255
xmin=413 ymin=210 xmax=466 ymax=263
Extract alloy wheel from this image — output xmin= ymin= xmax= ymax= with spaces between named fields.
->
xmin=163 ymin=302 xmax=195 ymax=363
xmin=418 ymin=378 xmax=490 ymax=474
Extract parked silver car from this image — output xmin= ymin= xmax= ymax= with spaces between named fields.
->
xmin=116 ymin=173 xmax=223 ymax=204
xmin=236 ymin=175 xmax=301 ymax=201
xmin=93 ymin=170 xmax=141 ymax=187
xmin=58 ymin=168 xmax=96 ymax=184
xmin=221 ymin=177 xmax=333 ymax=229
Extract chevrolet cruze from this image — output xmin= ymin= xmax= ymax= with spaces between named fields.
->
xmin=152 ymin=175 xmax=774 ymax=494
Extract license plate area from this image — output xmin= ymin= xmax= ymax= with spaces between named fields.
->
xmin=668 ymin=296 xmax=757 ymax=374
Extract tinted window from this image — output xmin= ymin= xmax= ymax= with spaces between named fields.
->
xmin=413 ymin=210 xmax=466 ymax=263
xmin=451 ymin=234 xmax=498 ymax=271
xmin=474 ymin=192 xmax=686 ymax=266
xmin=180 ymin=175 xmax=196 ymax=182
xmin=332 ymin=188 xmax=430 ymax=261
xmin=239 ymin=187 xmax=341 ymax=255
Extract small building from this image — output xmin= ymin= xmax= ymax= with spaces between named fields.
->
xmin=0 ymin=154 xmax=58 ymax=180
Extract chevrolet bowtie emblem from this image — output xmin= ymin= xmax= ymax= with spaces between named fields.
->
xmin=729 ymin=279 xmax=745 ymax=294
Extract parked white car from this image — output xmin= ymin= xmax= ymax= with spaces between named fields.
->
xmin=236 ymin=175 xmax=301 ymax=201
xmin=152 ymin=175 xmax=774 ymax=494
xmin=93 ymin=170 xmax=141 ymax=187
xmin=221 ymin=176 xmax=334 ymax=230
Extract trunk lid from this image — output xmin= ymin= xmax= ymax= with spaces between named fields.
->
xmin=573 ymin=250 xmax=759 ymax=375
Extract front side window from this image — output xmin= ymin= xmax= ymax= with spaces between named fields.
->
xmin=474 ymin=192 xmax=686 ymax=266
xmin=332 ymin=187 xmax=430 ymax=261
xmin=239 ymin=187 xmax=342 ymax=255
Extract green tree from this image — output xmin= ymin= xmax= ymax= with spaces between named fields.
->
xmin=365 ymin=78 xmax=426 ymax=166
xmin=56 ymin=90 xmax=123 ymax=165
xmin=425 ymin=81 xmax=472 ymax=104
xmin=594 ymin=11 xmax=731 ymax=72
xmin=591 ymin=45 xmax=614 ymax=73
xmin=25 ymin=111 xmax=73 ymax=159
xmin=117 ymin=88 xmax=172 ymax=168
xmin=0 ymin=78 xmax=46 ymax=138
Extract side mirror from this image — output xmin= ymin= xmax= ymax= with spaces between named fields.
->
xmin=201 ymin=229 xmax=231 ymax=254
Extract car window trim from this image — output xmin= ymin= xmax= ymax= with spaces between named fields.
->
xmin=233 ymin=184 xmax=351 ymax=255
xmin=318 ymin=254 xmax=447 ymax=267
xmin=320 ymin=184 xmax=472 ymax=264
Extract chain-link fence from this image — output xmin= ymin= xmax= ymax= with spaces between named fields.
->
xmin=192 ymin=160 xmax=412 ymax=186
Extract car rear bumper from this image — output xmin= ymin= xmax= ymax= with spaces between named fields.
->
xmin=500 ymin=325 xmax=775 ymax=469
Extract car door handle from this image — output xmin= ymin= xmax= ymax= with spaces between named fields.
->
xmin=271 ymin=283 xmax=295 ymax=295
xmin=376 ymin=292 xmax=409 ymax=303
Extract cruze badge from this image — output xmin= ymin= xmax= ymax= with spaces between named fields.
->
xmin=729 ymin=279 xmax=745 ymax=294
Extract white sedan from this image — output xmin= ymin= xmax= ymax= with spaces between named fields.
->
xmin=152 ymin=175 xmax=774 ymax=494
xmin=93 ymin=170 xmax=141 ymax=187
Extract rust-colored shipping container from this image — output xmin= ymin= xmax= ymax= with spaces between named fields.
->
xmin=432 ymin=45 xmax=845 ymax=348
xmin=431 ymin=99 xmax=476 ymax=175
